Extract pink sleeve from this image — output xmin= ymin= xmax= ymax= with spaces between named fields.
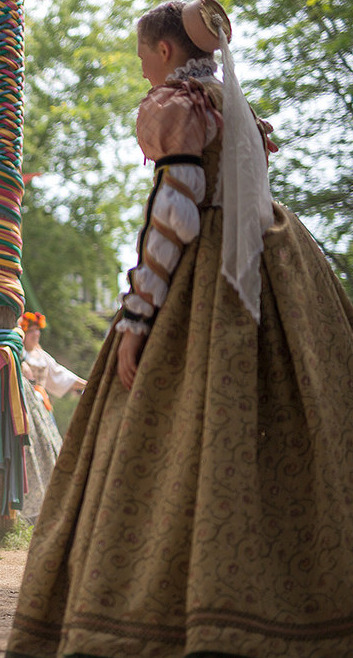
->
xmin=136 ymin=82 xmax=209 ymax=161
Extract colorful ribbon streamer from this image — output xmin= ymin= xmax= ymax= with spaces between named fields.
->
xmin=0 ymin=0 xmax=25 ymax=318
xmin=0 ymin=327 xmax=29 ymax=515
xmin=0 ymin=1 xmax=28 ymax=517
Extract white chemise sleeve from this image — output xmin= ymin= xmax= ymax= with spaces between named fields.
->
xmin=44 ymin=350 xmax=79 ymax=398
xmin=116 ymin=163 xmax=206 ymax=335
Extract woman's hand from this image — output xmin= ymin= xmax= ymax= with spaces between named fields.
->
xmin=71 ymin=377 xmax=87 ymax=393
xmin=117 ymin=329 xmax=147 ymax=390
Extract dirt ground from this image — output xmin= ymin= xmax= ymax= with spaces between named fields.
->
xmin=0 ymin=549 xmax=27 ymax=653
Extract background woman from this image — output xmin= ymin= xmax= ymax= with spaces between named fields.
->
xmin=19 ymin=311 xmax=86 ymax=524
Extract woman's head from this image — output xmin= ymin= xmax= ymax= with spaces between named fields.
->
xmin=24 ymin=324 xmax=41 ymax=351
xmin=137 ymin=2 xmax=212 ymax=85
xmin=138 ymin=2 xmax=211 ymax=58
xmin=19 ymin=311 xmax=46 ymax=351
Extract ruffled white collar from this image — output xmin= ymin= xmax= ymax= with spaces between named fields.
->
xmin=167 ymin=57 xmax=217 ymax=82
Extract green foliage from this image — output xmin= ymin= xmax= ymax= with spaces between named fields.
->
xmin=52 ymin=394 xmax=80 ymax=437
xmin=0 ymin=517 xmax=33 ymax=550
xmin=22 ymin=0 xmax=150 ymax=371
xmin=234 ymin=0 xmax=353 ymax=295
xmin=22 ymin=0 xmax=353 ymax=384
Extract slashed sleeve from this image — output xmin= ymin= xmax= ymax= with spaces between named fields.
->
xmin=116 ymin=81 xmax=219 ymax=336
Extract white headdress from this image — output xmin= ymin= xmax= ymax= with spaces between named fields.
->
xmin=182 ymin=0 xmax=274 ymax=322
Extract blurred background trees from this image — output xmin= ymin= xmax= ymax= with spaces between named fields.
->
xmin=22 ymin=0 xmax=150 ymax=428
xmin=22 ymin=0 xmax=353 ymax=430
xmin=236 ymin=0 xmax=353 ymax=294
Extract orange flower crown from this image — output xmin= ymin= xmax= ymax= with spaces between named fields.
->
xmin=19 ymin=311 xmax=46 ymax=333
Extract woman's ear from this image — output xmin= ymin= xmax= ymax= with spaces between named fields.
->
xmin=157 ymin=39 xmax=172 ymax=63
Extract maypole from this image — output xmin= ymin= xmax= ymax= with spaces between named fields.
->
xmin=0 ymin=0 xmax=28 ymax=531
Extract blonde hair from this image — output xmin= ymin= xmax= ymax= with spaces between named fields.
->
xmin=138 ymin=1 xmax=212 ymax=59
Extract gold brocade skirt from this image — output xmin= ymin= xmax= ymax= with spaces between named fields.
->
xmin=7 ymin=203 xmax=353 ymax=658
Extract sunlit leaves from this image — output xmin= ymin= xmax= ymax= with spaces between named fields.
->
xmin=234 ymin=0 xmax=353 ymax=295
xmin=22 ymin=0 xmax=148 ymax=373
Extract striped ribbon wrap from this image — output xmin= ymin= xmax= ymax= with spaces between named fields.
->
xmin=0 ymin=327 xmax=29 ymax=515
xmin=0 ymin=0 xmax=25 ymax=317
xmin=0 ymin=0 xmax=28 ymax=517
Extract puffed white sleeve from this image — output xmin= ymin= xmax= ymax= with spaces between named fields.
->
xmin=116 ymin=162 xmax=206 ymax=335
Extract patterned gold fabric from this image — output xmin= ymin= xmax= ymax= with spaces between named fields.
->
xmin=6 ymin=82 xmax=353 ymax=658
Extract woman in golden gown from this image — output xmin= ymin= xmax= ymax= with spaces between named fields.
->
xmin=7 ymin=2 xmax=353 ymax=657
